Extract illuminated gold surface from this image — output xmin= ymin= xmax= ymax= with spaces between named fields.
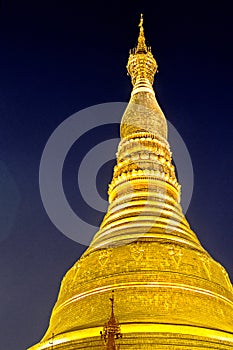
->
xmin=29 ymin=15 xmax=233 ymax=349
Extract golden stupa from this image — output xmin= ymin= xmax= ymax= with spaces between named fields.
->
xmin=29 ymin=15 xmax=233 ymax=350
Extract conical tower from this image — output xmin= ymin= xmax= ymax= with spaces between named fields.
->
xmin=29 ymin=15 xmax=233 ymax=350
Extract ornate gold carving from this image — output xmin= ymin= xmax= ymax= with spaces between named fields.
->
xmin=136 ymin=14 xmax=147 ymax=53
xmin=221 ymin=266 xmax=233 ymax=291
xmin=127 ymin=15 xmax=157 ymax=87
xmin=100 ymin=291 xmax=122 ymax=350
xmin=130 ymin=242 xmax=145 ymax=261
xmin=159 ymin=258 xmax=171 ymax=270
xmin=168 ymin=245 xmax=183 ymax=269
xmin=198 ymin=253 xmax=211 ymax=279
xmin=98 ymin=248 xmax=112 ymax=267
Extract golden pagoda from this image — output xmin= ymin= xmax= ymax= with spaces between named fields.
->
xmin=29 ymin=15 xmax=233 ymax=350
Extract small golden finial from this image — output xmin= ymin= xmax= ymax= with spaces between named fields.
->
xmin=127 ymin=14 xmax=158 ymax=87
xmin=100 ymin=290 xmax=122 ymax=349
xmin=136 ymin=13 xmax=147 ymax=53
xmin=139 ymin=13 xmax=143 ymax=28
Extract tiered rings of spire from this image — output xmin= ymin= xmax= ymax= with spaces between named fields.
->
xmin=28 ymin=14 xmax=233 ymax=350
xmin=91 ymin=13 xmax=198 ymax=251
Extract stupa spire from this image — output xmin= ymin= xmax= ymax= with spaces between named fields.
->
xmin=127 ymin=14 xmax=158 ymax=92
xmin=136 ymin=13 xmax=147 ymax=53
xmin=89 ymin=14 xmax=199 ymax=251
xmin=100 ymin=291 xmax=122 ymax=350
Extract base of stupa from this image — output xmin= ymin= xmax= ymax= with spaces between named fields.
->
xmin=29 ymin=323 xmax=233 ymax=349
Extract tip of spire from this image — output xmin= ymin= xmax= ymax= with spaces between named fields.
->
xmin=136 ymin=13 xmax=147 ymax=53
xmin=139 ymin=13 xmax=144 ymax=28
xmin=110 ymin=290 xmax=115 ymax=314
xmin=127 ymin=13 xmax=157 ymax=87
xmin=110 ymin=290 xmax=114 ymax=303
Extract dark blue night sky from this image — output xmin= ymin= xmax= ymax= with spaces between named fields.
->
xmin=0 ymin=1 xmax=232 ymax=349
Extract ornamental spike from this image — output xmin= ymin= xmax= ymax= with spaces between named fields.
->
xmin=136 ymin=13 xmax=147 ymax=53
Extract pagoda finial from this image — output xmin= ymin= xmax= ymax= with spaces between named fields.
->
xmin=136 ymin=13 xmax=147 ymax=53
xmin=100 ymin=290 xmax=122 ymax=350
xmin=110 ymin=290 xmax=114 ymax=316
xmin=139 ymin=13 xmax=143 ymax=28
xmin=127 ymin=14 xmax=158 ymax=89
